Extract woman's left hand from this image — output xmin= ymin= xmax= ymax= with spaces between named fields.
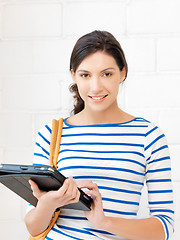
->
xmin=78 ymin=180 xmax=106 ymax=228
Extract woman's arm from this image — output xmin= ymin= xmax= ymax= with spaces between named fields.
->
xmin=25 ymin=198 xmax=56 ymax=237
xmin=78 ymin=124 xmax=174 ymax=240
xmin=99 ymin=215 xmax=165 ymax=240
xmin=25 ymin=123 xmax=81 ymax=236
xmin=25 ymin=177 xmax=80 ymax=237
xmin=78 ymin=180 xmax=165 ymax=240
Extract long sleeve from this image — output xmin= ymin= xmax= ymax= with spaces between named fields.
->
xmin=144 ymin=123 xmax=174 ymax=240
xmin=33 ymin=123 xmax=52 ymax=166
xmin=26 ymin=123 xmax=52 ymax=214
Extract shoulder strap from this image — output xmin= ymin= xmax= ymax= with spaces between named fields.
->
xmin=49 ymin=118 xmax=64 ymax=169
xmin=28 ymin=118 xmax=63 ymax=240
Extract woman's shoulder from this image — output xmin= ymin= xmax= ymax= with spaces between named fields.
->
xmin=135 ymin=117 xmax=166 ymax=136
xmin=139 ymin=118 xmax=168 ymax=149
xmin=140 ymin=117 xmax=164 ymax=134
xmin=38 ymin=121 xmax=52 ymax=134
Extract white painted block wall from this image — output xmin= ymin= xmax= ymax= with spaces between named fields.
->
xmin=0 ymin=0 xmax=180 ymax=239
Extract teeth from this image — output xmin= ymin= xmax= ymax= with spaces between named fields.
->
xmin=91 ymin=96 xmax=106 ymax=100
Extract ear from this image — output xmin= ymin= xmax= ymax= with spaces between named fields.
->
xmin=70 ymin=69 xmax=76 ymax=83
xmin=119 ymin=67 xmax=126 ymax=83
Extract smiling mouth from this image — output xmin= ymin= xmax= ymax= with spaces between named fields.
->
xmin=89 ymin=95 xmax=108 ymax=100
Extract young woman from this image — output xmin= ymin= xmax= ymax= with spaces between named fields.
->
xmin=25 ymin=30 xmax=174 ymax=240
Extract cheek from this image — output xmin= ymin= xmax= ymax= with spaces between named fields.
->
xmin=106 ymin=81 xmax=120 ymax=94
xmin=76 ymin=82 xmax=88 ymax=97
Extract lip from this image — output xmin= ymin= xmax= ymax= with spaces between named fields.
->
xmin=88 ymin=94 xmax=108 ymax=102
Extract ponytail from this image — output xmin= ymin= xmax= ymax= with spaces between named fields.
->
xmin=69 ymin=83 xmax=84 ymax=115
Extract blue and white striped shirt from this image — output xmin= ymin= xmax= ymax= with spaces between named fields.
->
xmin=31 ymin=117 xmax=174 ymax=240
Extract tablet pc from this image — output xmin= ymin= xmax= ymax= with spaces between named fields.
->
xmin=0 ymin=164 xmax=92 ymax=211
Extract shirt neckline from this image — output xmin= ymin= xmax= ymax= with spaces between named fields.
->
xmin=64 ymin=117 xmax=141 ymax=128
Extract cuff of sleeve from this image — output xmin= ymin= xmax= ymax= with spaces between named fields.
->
xmin=153 ymin=216 xmax=170 ymax=240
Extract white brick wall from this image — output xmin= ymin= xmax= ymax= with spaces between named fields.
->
xmin=0 ymin=0 xmax=179 ymax=239
xmin=157 ymin=37 xmax=180 ymax=71
xmin=0 ymin=41 xmax=33 ymax=74
xmin=2 ymin=3 xmax=62 ymax=38
xmin=127 ymin=0 xmax=180 ymax=34
xmin=120 ymin=37 xmax=156 ymax=72
xmin=63 ymin=1 xmax=126 ymax=37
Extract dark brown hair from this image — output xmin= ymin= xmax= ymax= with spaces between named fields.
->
xmin=69 ymin=30 xmax=128 ymax=115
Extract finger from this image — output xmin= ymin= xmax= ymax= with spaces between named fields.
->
xmin=29 ymin=179 xmax=38 ymax=190
xmin=29 ymin=179 xmax=36 ymax=186
xmin=71 ymin=182 xmax=80 ymax=200
xmin=77 ymin=180 xmax=93 ymax=188
xmin=57 ymin=178 xmax=69 ymax=194
xmin=56 ymin=176 xmax=75 ymax=196
xmin=85 ymin=190 xmax=101 ymax=199
xmin=68 ymin=188 xmax=80 ymax=204
xmin=29 ymin=179 xmax=45 ymax=199
xmin=65 ymin=177 xmax=78 ymax=199
xmin=78 ymin=181 xmax=98 ymax=191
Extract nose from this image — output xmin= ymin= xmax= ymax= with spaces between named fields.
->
xmin=90 ymin=76 xmax=103 ymax=93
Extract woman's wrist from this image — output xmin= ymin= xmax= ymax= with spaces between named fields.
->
xmin=36 ymin=196 xmax=57 ymax=215
xmin=95 ymin=216 xmax=111 ymax=230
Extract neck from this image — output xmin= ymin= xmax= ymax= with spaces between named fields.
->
xmin=80 ymin=106 xmax=125 ymax=125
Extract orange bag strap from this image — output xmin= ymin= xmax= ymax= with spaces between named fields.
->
xmin=29 ymin=118 xmax=63 ymax=240
xmin=50 ymin=118 xmax=64 ymax=169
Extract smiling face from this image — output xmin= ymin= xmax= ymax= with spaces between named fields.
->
xmin=71 ymin=51 xmax=126 ymax=115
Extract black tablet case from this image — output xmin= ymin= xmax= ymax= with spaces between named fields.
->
xmin=0 ymin=164 xmax=92 ymax=211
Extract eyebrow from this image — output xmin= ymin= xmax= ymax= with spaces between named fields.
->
xmin=77 ymin=67 xmax=116 ymax=73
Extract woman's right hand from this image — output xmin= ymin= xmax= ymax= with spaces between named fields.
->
xmin=29 ymin=176 xmax=80 ymax=211
xmin=26 ymin=177 xmax=80 ymax=237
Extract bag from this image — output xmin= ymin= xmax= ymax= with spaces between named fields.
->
xmin=29 ymin=118 xmax=64 ymax=240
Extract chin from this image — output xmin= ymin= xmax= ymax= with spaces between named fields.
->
xmin=87 ymin=105 xmax=113 ymax=114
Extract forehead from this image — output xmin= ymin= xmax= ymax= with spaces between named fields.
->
xmin=77 ymin=51 xmax=118 ymax=71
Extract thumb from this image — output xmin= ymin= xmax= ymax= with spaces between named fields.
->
xmin=29 ymin=179 xmax=45 ymax=199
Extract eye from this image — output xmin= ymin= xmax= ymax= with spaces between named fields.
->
xmin=80 ymin=73 xmax=89 ymax=78
xmin=103 ymin=72 xmax=112 ymax=77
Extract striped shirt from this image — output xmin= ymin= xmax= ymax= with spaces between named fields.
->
xmin=30 ymin=117 xmax=174 ymax=240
